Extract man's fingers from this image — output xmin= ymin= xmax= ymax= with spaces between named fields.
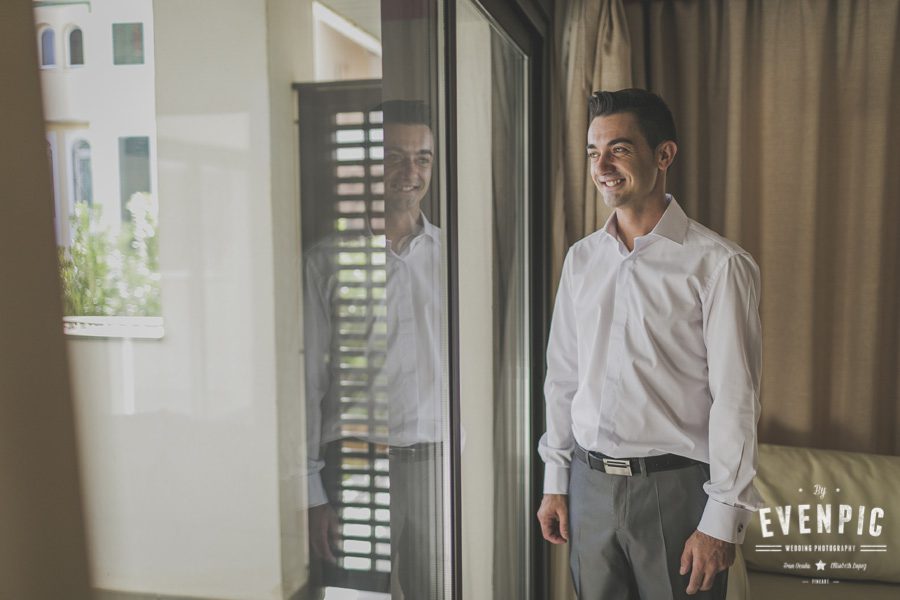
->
xmin=321 ymin=526 xmax=337 ymax=563
xmin=558 ymin=506 xmax=569 ymax=542
xmin=700 ymin=568 xmax=717 ymax=591
xmin=538 ymin=514 xmax=564 ymax=544
xmin=537 ymin=495 xmax=569 ymax=544
xmin=309 ymin=506 xmax=339 ymax=563
xmin=686 ymin=557 xmax=704 ymax=595
xmin=679 ymin=543 xmax=692 ymax=576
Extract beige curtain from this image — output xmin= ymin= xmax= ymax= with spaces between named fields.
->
xmin=550 ymin=0 xmax=633 ymax=285
xmin=548 ymin=2 xmax=632 ymax=597
xmin=548 ymin=0 xmax=900 ymax=597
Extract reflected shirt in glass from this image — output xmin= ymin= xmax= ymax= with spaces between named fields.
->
xmin=304 ymin=215 xmax=443 ymax=507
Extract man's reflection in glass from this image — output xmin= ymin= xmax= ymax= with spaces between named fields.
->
xmin=305 ymin=100 xmax=443 ymax=598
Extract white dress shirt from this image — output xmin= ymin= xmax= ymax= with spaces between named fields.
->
xmin=304 ymin=215 xmax=443 ymax=507
xmin=538 ymin=195 xmax=763 ymax=543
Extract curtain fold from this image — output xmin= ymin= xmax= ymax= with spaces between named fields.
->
xmin=627 ymin=0 xmax=900 ymax=454
xmin=550 ymin=0 xmax=632 ymax=289
xmin=548 ymin=0 xmax=900 ymax=597
xmin=551 ymin=0 xmax=900 ymax=455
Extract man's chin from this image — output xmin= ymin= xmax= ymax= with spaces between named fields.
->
xmin=385 ymin=196 xmax=423 ymax=212
xmin=600 ymin=191 xmax=628 ymax=209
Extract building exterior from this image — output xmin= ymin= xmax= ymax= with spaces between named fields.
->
xmin=36 ymin=0 xmax=157 ymax=244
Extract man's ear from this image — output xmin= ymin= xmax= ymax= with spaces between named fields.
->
xmin=656 ymin=140 xmax=677 ymax=171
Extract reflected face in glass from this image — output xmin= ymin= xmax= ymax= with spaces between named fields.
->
xmin=587 ymin=112 xmax=664 ymax=209
xmin=383 ymin=123 xmax=434 ymax=213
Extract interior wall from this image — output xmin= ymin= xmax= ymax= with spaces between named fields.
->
xmin=314 ymin=19 xmax=381 ymax=81
xmin=266 ymin=0 xmax=315 ymax=596
xmin=0 ymin=0 xmax=92 ymax=597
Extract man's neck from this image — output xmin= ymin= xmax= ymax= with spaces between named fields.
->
xmin=385 ymin=207 xmax=423 ymax=250
xmin=614 ymin=194 xmax=668 ymax=252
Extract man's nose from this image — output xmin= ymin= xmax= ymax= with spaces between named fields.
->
xmin=399 ymin=157 xmax=418 ymax=176
xmin=597 ymin=150 xmax=614 ymax=172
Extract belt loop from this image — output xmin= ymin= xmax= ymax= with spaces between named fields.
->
xmin=638 ymin=457 xmax=648 ymax=478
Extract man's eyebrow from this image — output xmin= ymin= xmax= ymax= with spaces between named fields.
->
xmin=606 ymin=137 xmax=635 ymax=147
xmin=384 ymin=146 xmax=434 ymax=155
xmin=586 ymin=138 xmax=636 ymax=151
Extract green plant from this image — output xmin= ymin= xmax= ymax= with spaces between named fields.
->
xmin=58 ymin=194 xmax=161 ymax=317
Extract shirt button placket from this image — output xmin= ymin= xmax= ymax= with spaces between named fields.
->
xmin=602 ymin=257 xmax=631 ymax=439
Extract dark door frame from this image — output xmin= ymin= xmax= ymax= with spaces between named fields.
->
xmin=443 ymin=1 xmax=552 ymax=598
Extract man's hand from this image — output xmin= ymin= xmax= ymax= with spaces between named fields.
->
xmin=537 ymin=494 xmax=569 ymax=544
xmin=308 ymin=503 xmax=340 ymax=563
xmin=680 ymin=530 xmax=735 ymax=594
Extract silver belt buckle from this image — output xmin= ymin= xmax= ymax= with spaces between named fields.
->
xmin=602 ymin=458 xmax=633 ymax=476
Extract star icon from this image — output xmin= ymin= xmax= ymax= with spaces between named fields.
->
xmin=815 ymin=560 xmax=826 ymax=571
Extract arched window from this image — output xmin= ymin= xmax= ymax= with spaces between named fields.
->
xmin=72 ymin=139 xmax=93 ymax=206
xmin=40 ymin=27 xmax=56 ymax=67
xmin=68 ymin=27 xmax=84 ymax=66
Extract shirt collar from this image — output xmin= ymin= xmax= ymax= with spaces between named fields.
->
xmin=420 ymin=212 xmax=440 ymax=241
xmin=600 ymin=194 xmax=688 ymax=246
xmin=651 ymin=194 xmax=689 ymax=244
xmin=365 ymin=210 xmax=439 ymax=242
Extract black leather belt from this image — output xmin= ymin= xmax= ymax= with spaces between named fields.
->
xmin=574 ymin=445 xmax=701 ymax=476
xmin=388 ymin=442 xmax=442 ymax=462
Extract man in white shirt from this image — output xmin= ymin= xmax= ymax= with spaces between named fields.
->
xmin=304 ymin=100 xmax=444 ymax=598
xmin=537 ymin=89 xmax=763 ymax=599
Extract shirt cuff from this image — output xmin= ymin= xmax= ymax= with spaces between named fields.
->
xmin=306 ymin=472 xmax=328 ymax=508
xmin=697 ymin=497 xmax=753 ymax=544
xmin=543 ymin=463 xmax=570 ymax=495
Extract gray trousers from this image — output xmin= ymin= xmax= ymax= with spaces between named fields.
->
xmin=389 ymin=443 xmax=444 ymax=600
xmin=569 ymin=455 xmax=728 ymax=600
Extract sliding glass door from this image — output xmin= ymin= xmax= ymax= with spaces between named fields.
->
xmin=455 ymin=1 xmax=533 ymax=598
xmin=36 ymin=0 xmax=548 ymax=598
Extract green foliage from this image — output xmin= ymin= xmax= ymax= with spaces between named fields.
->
xmin=58 ymin=194 xmax=162 ymax=317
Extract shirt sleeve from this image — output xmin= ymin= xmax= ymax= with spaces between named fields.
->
xmin=303 ymin=257 xmax=332 ymax=508
xmin=697 ymin=252 xmax=764 ymax=543
xmin=538 ymin=250 xmax=580 ymax=495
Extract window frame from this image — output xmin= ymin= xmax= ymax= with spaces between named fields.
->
xmin=67 ymin=25 xmax=85 ymax=67
xmin=444 ymin=0 xmax=552 ymax=598
xmin=39 ymin=25 xmax=56 ymax=68
xmin=70 ymin=137 xmax=92 ymax=207
xmin=111 ymin=22 xmax=145 ymax=66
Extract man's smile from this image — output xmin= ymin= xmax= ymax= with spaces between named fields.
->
xmin=600 ymin=177 xmax=625 ymax=188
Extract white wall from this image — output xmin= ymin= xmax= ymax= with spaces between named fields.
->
xmin=66 ymin=0 xmax=314 ymax=598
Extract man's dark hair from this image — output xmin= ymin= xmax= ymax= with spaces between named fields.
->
xmin=379 ymin=99 xmax=432 ymax=127
xmin=588 ymin=89 xmax=677 ymax=148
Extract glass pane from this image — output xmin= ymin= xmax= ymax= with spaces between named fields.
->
xmin=69 ymin=28 xmax=84 ymax=65
xmin=36 ymin=0 xmax=453 ymax=598
xmin=118 ymin=136 xmax=151 ymax=217
xmin=41 ymin=28 xmax=55 ymax=66
xmin=72 ymin=139 xmax=92 ymax=205
xmin=112 ymin=22 xmax=144 ymax=65
xmin=456 ymin=1 xmax=532 ymax=599
xmin=38 ymin=2 xmax=161 ymax=325
xmin=299 ymin=2 xmax=450 ymax=597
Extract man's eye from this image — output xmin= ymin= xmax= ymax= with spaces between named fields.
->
xmin=416 ymin=157 xmax=432 ymax=166
xmin=587 ymin=152 xmax=599 ymax=160
xmin=613 ymin=146 xmax=627 ymax=154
